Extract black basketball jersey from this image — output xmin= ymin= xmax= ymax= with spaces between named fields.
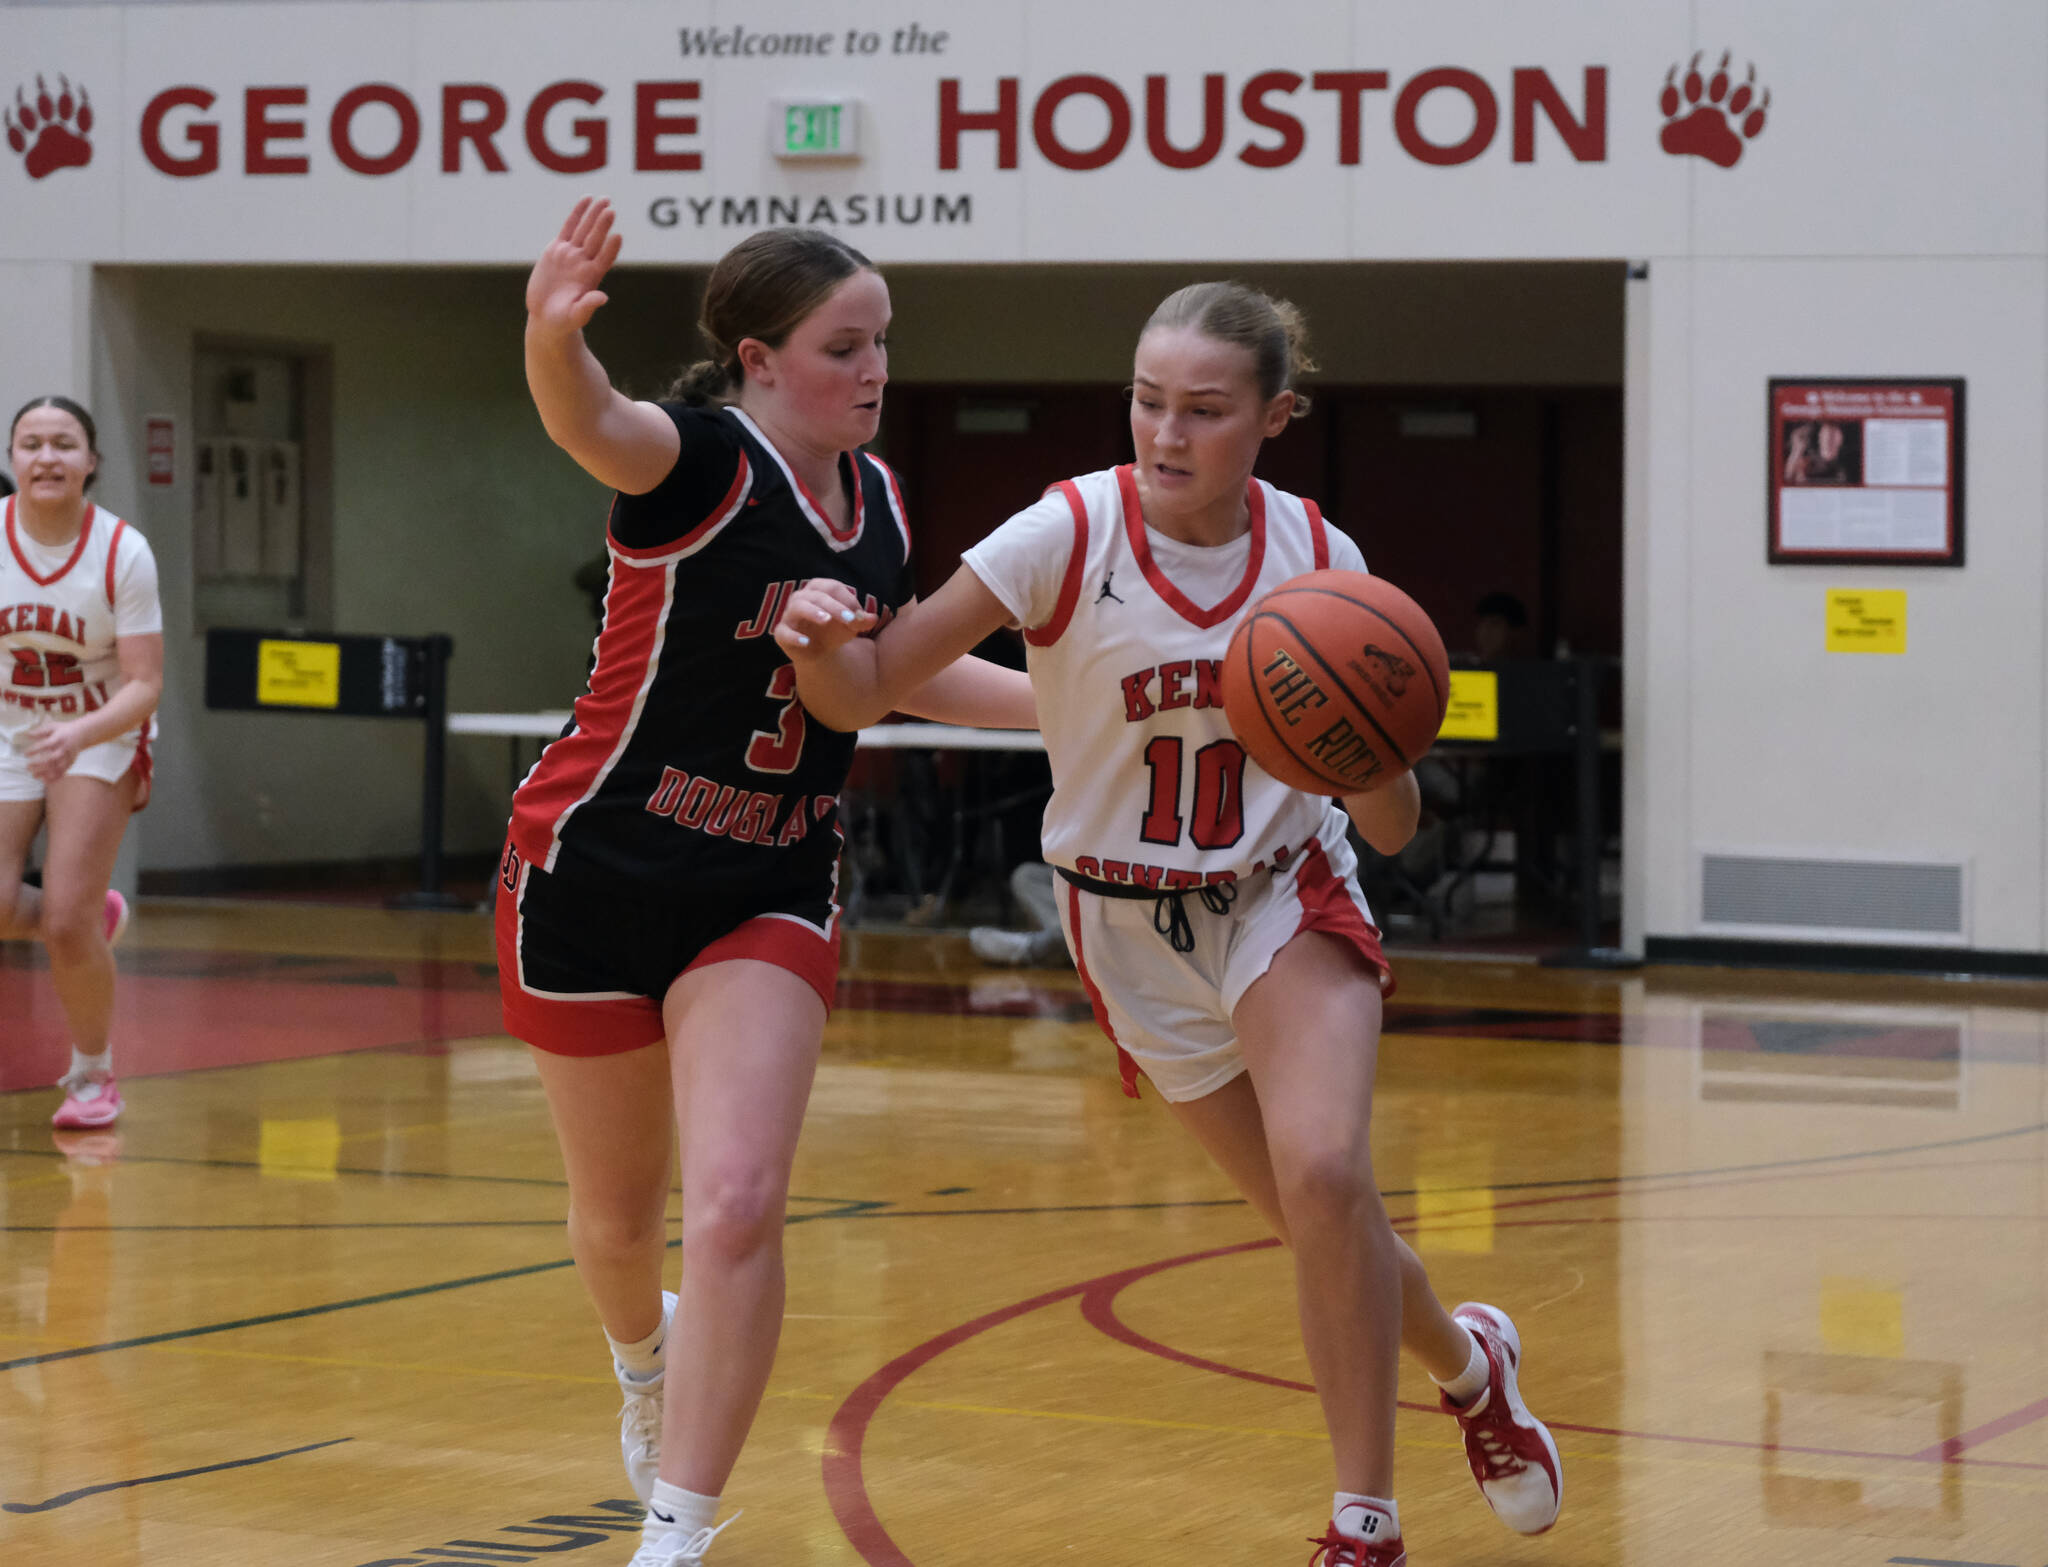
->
xmin=510 ymin=402 xmax=912 ymax=888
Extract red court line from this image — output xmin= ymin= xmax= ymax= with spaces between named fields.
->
xmin=824 ymin=1174 xmax=2048 ymax=1564
xmin=822 ymin=1239 xmax=1274 ymax=1567
xmin=0 ymin=971 xmax=503 ymax=1091
xmin=1081 ymin=1231 xmax=2048 ymax=1475
xmin=1913 ymin=1396 xmax=2048 ymax=1462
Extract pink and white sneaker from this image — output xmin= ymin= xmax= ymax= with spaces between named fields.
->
xmin=103 ymin=889 xmax=129 ymax=946
xmin=1307 ymin=1502 xmax=1405 ymax=1565
xmin=1442 ymin=1302 xmax=1563 ymax=1534
xmin=52 ymin=1074 xmax=123 ymax=1129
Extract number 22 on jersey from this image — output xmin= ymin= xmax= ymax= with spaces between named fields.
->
xmin=11 ymin=648 xmax=83 ymax=688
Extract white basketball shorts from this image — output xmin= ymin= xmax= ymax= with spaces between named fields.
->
xmin=1057 ymin=818 xmax=1394 ymax=1103
xmin=0 ymin=726 xmax=152 ymax=804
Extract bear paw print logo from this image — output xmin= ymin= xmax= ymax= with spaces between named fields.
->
xmin=5 ymin=75 xmax=94 ymax=180
xmin=1659 ymin=52 xmax=1768 ymax=169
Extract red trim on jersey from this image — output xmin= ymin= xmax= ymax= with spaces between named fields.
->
xmin=103 ymin=516 xmax=128 ymax=606
xmin=684 ymin=910 xmax=840 ymax=1014
xmin=1066 ymin=881 xmax=1147 ymax=1099
xmin=5 ymin=498 xmax=96 ymax=588
xmin=1304 ymin=496 xmax=1330 ymax=571
xmin=865 ymin=452 xmax=913 ymax=558
xmin=607 ymin=452 xmax=753 ymax=563
xmin=728 ymin=407 xmax=864 ymax=547
xmin=508 ymin=552 xmax=674 ymax=870
xmin=127 ymin=726 xmax=153 ymax=814
xmin=494 ymin=874 xmax=665 ymax=1056
xmin=797 ymin=452 xmax=863 ymax=544
xmin=1025 ymin=480 xmax=1092 ymax=648
xmin=1291 ymin=839 xmax=1396 ymax=997
xmin=1115 ymin=465 xmax=1267 ymax=630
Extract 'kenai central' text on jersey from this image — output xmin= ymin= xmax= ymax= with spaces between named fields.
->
xmin=962 ymin=465 xmax=1366 ymax=890
xmin=510 ymin=404 xmax=913 ymax=885
xmin=0 ymin=497 xmax=162 ymax=743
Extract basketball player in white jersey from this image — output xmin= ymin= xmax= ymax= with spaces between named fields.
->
xmin=0 ymin=397 xmax=164 ymax=1130
xmin=774 ymin=285 xmax=1561 ymax=1565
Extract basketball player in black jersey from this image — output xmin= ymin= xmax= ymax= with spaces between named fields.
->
xmin=506 ymin=198 xmax=1034 ymax=1567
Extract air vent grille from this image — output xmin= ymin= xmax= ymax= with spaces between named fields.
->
xmin=1700 ymin=854 xmax=1964 ymax=937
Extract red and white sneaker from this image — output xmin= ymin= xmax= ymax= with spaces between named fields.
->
xmin=52 ymin=1074 xmax=123 ymax=1129
xmin=1442 ymin=1302 xmax=1563 ymax=1534
xmin=103 ymin=889 xmax=130 ymax=946
xmin=1307 ymin=1502 xmax=1405 ymax=1565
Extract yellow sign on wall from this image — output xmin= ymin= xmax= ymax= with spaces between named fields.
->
xmin=1438 ymin=669 xmax=1500 ymax=741
xmin=1825 ymin=590 xmax=1907 ymax=654
xmin=257 ymin=639 xmax=342 ymax=708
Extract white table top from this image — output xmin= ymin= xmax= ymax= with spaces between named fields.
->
xmin=448 ymin=712 xmax=1046 ymax=751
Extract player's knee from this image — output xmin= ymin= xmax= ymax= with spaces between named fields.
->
xmin=1277 ymin=1146 xmax=1374 ymax=1230
xmin=39 ymin=898 xmax=101 ymax=964
xmin=682 ymin=1165 xmax=785 ymax=1266
xmin=568 ymin=1198 xmax=667 ymax=1262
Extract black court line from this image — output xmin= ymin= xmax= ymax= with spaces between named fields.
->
xmin=0 ymin=1144 xmax=886 ymax=1212
xmin=0 ymin=1120 xmax=2037 ymax=1246
xmin=1 ymin=1125 xmax=2039 ymax=1373
xmin=1 ymin=1436 xmax=352 ymax=1513
xmin=0 ymin=1198 xmax=886 ymax=1372
xmin=8 ymin=1114 xmax=2042 ymax=1202
xmin=0 ymin=1220 xmax=598 ymax=1233
xmin=1886 ymin=1557 xmax=2025 ymax=1567
xmin=0 ymin=1143 xmax=582 ymax=1187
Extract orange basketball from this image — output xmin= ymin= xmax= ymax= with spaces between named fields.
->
xmin=1222 ymin=570 xmax=1450 ymax=796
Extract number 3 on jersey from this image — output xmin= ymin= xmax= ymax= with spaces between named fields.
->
xmin=1139 ymin=735 xmax=1246 ymax=849
xmin=746 ymin=662 xmax=807 ymax=774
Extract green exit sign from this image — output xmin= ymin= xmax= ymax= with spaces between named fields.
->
xmin=773 ymin=98 xmax=862 ymax=161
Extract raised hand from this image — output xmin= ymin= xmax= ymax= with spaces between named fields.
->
xmin=774 ymin=579 xmax=878 ymax=659
xmin=526 ymin=197 xmax=623 ymax=337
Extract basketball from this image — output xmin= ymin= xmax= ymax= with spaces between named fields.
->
xmin=1221 ymin=570 xmax=1451 ymax=796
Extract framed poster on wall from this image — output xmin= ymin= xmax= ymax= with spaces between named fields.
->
xmin=1767 ymin=378 xmax=1965 ymax=566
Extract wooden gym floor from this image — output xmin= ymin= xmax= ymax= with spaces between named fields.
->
xmin=2 ymin=901 xmax=2043 ymax=1566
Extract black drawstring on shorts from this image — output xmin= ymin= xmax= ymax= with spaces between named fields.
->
xmin=1057 ymin=866 xmax=1240 ymax=954
xmin=1151 ymin=881 xmax=1238 ymax=952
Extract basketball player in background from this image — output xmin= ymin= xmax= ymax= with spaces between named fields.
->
xmin=775 ymin=284 xmax=1560 ymax=1565
xmin=0 ymin=397 xmax=160 ymax=1132
xmin=511 ymin=199 xmax=1032 ymax=1567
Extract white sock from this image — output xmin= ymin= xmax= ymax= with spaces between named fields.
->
xmin=65 ymin=1047 xmax=112 ymax=1085
xmin=1432 ymin=1327 xmax=1490 ymax=1405
xmin=607 ymin=1309 xmax=666 ymax=1381
xmin=1333 ymin=1493 xmax=1399 ymax=1542
xmin=646 ymin=1480 xmax=719 ymax=1538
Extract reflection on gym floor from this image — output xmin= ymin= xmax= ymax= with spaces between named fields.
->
xmin=1 ymin=903 xmax=2042 ymax=1566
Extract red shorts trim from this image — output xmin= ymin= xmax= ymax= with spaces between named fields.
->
xmin=494 ymin=868 xmax=665 ymax=1057
xmin=128 ymin=728 xmax=153 ymax=814
xmin=503 ymin=985 xmax=668 ymax=1058
xmin=683 ymin=911 xmax=839 ymax=1015
xmin=1292 ymin=839 xmax=1397 ymax=999
xmin=494 ymin=858 xmax=841 ymax=1057
xmin=1065 ymin=880 xmax=1147 ymax=1100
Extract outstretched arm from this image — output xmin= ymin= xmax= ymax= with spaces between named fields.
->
xmin=898 ymin=655 xmax=1038 ymax=730
xmin=774 ymin=567 xmax=1019 ymax=732
xmin=525 ymin=197 xmax=679 ymax=495
xmin=1344 ymin=769 xmax=1421 ymax=855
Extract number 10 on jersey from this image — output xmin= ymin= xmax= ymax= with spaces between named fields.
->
xmin=1139 ymin=736 xmax=1246 ymax=849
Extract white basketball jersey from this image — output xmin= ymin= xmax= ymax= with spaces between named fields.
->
xmin=963 ymin=464 xmax=1368 ymax=890
xmin=0 ymin=498 xmax=161 ymax=743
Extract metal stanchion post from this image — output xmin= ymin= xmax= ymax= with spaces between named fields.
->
xmin=1544 ymin=657 xmax=1639 ymax=970
xmin=392 ymin=635 xmax=470 ymax=911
